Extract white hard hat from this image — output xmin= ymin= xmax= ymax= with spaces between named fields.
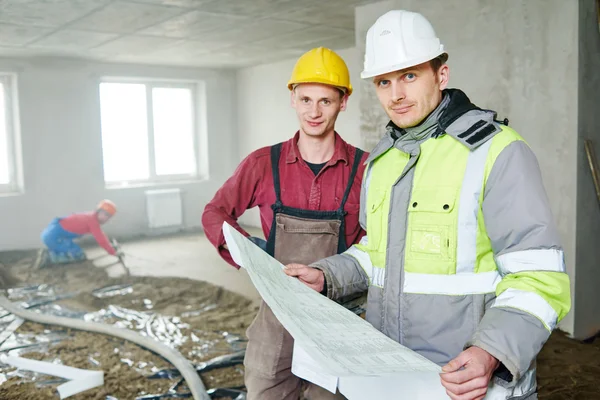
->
xmin=361 ymin=10 xmax=446 ymax=79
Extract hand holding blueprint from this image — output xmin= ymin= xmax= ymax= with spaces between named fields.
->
xmin=222 ymin=222 xmax=448 ymax=399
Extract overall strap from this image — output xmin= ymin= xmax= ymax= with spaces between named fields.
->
xmin=270 ymin=143 xmax=284 ymax=204
xmin=339 ymin=148 xmax=365 ymax=211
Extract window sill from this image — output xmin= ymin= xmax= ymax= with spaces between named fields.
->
xmin=105 ymin=178 xmax=208 ymax=190
xmin=0 ymin=190 xmax=23 ymax=198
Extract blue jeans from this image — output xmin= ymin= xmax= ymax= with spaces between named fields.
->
xmin=41 ymin=218 xmax=84 ymax=258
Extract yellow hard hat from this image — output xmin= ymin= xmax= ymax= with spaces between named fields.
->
xmin=287 ymin=47 xmax=353 ymax=96
xmin=97 ymin=199 xmax=117 ymax=216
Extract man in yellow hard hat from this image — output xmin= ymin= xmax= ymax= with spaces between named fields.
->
xmin=202 ymin=47 xmax=368 ymax=399
xmin=285 ymin=10 xmax=570 ymax=400
xmin=41 ymin=200 xmax=120 ymax=264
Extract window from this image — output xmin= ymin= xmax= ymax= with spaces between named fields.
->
xmin=99 ymin=79 xmax=200 ymax=185
xmin=0 ymin=73 xmax=20 ymax=193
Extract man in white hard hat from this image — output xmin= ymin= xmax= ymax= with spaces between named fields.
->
xmin=284 ymin=10 xmax=571 ymax=400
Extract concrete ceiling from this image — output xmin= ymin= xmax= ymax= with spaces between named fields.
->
xmin=0 ymin=0 xmax=377 ymax=68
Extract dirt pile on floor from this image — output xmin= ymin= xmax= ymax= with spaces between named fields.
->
xmin=537 ymin=330 xmax=600 ymax=399
xmin=0 ymin=252 xmax=257 ymax=399
xmin=0 ymin=328 xmax=173 ymax=400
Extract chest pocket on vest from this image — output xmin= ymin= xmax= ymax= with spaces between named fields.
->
xmin=366 ymin=188 xmax=387 ymax=252
xmin=406 ymin=187 xmax=458 ymax=270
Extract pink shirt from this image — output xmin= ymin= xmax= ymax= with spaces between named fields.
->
xmin=59 ymin=212 xmax=116 ymax=255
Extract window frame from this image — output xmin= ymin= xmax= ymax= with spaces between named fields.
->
xmin=0 ymin=72 xmax=21 ymax=194
xmin=99 ymin=77 xmax=203 ymax=187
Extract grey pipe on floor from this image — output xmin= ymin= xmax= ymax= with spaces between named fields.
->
xmin=0 ymin=295 xmax=210 ymax=400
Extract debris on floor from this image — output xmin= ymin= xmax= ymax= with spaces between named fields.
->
xmin=1 ymin=250 xmax=600 ymax=399
xmin=0 ymin=251 xmax=257 ymax=399
xmin=537 ymin=329 xmax=600 ymax=399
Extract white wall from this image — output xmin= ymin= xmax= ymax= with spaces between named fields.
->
xmin=0 ymin=56 xmax=238 ymax=250
xmin=235 ymin=47 xmax=362 ymax=227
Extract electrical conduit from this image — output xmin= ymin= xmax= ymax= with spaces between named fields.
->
xmin=0 ymin=295 xmax=210 ymax=400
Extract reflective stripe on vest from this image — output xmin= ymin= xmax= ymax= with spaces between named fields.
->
xmin=496 ymin=249 xmax=565 ymax=274
xmin=456 ymin=139 xmax=492 ymax=274
xmin=492 ymin=248 xmax=566 ymax=331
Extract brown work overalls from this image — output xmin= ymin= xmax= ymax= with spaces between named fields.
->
xmin=244 ymin=143 xmax=364 ymax=400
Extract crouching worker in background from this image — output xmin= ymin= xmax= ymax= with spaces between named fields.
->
xmin=41 ymin=199 xmax=119 ymax=264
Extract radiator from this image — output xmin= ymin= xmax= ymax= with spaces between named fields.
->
xmin=145 ymin=188 xmax=183 ymax=229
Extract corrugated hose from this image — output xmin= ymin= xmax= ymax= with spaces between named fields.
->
xmin=0 ymin=295 xmax=210 ymax=400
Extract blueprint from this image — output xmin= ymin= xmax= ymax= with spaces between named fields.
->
xmin=222 ymin=222 xmax=447 ymax=399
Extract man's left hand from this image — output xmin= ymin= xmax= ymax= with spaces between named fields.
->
xmin=440 ymin=346 xmax=499 ymax=400
xmin=284 ymin=263 xmax=325 ymax=292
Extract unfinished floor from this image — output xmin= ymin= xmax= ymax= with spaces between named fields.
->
xmin=1 ymin=231 xmax=599 ymax=399
xmin=88 ymin=229 xmax=262 ymax=306
xmin=0 ymin=230 xmax=264 ymax=399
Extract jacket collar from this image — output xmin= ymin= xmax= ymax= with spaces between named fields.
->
xmin=364 ymin=88 xmax=505 ymax=165
xmin=286 ymin=131 xmax=350 ymax=166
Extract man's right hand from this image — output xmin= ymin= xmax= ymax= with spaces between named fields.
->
xmin=284 ymin=264 xmax=325 ymax=292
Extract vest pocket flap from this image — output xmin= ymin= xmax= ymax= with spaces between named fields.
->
xmin=367 ymin=189 xmax=386 ymax=214
xmin=275 ymin=214 xmax=341 ymax=235
xmin=409 ymin=187 xmax=458 ymax=213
